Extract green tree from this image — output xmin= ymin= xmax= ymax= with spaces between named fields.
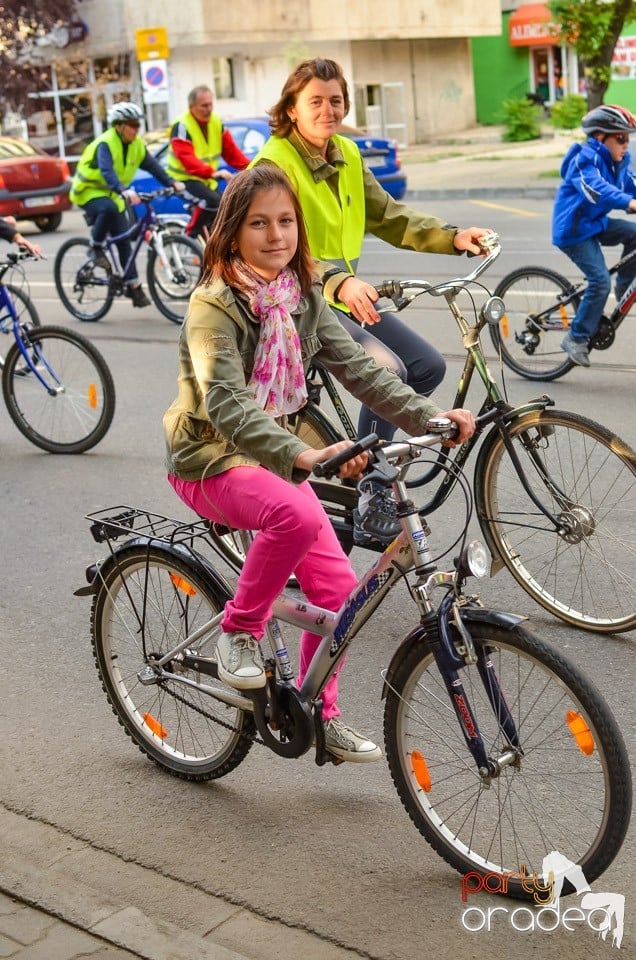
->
xmin=549 ymin=0 xmax=636 ymax=107
xmin=0 ymin=1 xmax=77 ymax=113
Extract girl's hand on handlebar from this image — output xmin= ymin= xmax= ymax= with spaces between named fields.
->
xmin=295 ymin=440 xmax=369 ymax=479
xmin=453 ymin=227 xmax=495 ymax=257
xmin=439 ymin=407 xmax=476 ymax=447
xmin=336 ymin=276 xmax=381 ymax=325
xmin=14 ymin=234 xmax=44 ymax=258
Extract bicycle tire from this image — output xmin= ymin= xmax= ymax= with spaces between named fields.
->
xmin=208 ymin=402 xmax=348 ymax=575
xmin=475 ymin=409 xmax=636 ymax=632
xmin=0 ymin=284 xmax=41 ymax=369
xmin=91 ymin=544 xmax=255 ymax=780
xmin=491 ymin=267 xmax=578 ymax=381
xmin=54 ymin=237 xmax=114 ymax=322
xmin=384 ymin=620 xmax=631 ymax=897
xmin=2 ymin=325 xmax=116 ymax=454
xmin=146 ymin=233 xmax=203 ymax=324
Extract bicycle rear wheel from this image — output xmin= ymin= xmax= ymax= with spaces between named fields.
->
xmin=91 ymin=545 xmax=255 ymax=780
xmin=476 ymin=409 xmax=636 ymax=632
xmin=384 ymin=620 xmax=631 ymax=897
xmin=491 ymin=267 xmax=578 ymax=380
xmin=54 ymin=237 xmax=114 ymax=322
xmin=2 ymin=325 xmax=115 ymax=453
xmin=0 ymin=284 xmax=40 ymax=368
xmin=147 ymin=234 xmax=202 ymax=324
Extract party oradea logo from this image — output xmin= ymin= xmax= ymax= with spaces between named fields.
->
xmin=460 ymin=850 xmax=625 ymax=948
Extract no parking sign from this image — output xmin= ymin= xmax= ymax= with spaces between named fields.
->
xmin=140 ymin=59 xmax=169 ymax=104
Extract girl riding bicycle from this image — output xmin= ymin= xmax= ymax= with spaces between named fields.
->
xmin=163 ymin=164 xmax=475 ymax=764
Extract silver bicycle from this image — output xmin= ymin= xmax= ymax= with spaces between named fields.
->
xmin=76 ymin=423 xmax=631 ymax=899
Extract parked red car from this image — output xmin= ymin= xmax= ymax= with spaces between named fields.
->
xmin=0 ymin=136 xmax=71 ymax=232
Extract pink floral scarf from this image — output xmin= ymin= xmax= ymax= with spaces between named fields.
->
xmin=233 ymin=262 xmax=307 ymax=418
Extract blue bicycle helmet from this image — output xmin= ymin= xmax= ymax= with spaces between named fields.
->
xmin=581 ymin=104 xmax=636 ymax=136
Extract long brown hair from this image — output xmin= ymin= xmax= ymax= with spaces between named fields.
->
xmin=201 ymin=165 xmax=316 ymax=296
xmin=268 ymin=58 xmax=350 ymax=139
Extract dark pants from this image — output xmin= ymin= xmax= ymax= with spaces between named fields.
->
xmin=82 ymin=196 xmax=138 ymax=282
xmin=334 ymin=306 xmax=446 ymax=440
xmin=182 ymin=180 xmax=222 ymax=239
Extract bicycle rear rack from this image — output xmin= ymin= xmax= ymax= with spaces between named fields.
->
xmin=86 ymin=505 xmax=211 ymax=546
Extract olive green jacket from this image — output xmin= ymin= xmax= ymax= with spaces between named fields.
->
xmin=163 ymin=278 xmax=442 ymax=483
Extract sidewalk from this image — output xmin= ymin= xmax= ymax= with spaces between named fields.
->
xmin=401 ymin=122 xmax=576 ymax=200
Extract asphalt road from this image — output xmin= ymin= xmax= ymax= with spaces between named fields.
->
xmin=1 ymin=201 xmax=634 ymax=959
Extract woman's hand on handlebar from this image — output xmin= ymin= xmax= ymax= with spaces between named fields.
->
xmin=438 ymin=407 xmax=476 ymax=447
xmin=453 ymin=227 xmax=495 ymax=257
xmin=295 ymin=440 xmax=369 ymax=479
xmin=336 ymin=276 xmax=381 ymax=325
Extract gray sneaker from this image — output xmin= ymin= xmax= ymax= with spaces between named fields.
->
xmin=216 ymin=631 xmax=265 ymax=690
xmin=560 ymin=333 xmax=590 ymax=367
xmin=323 ymin=717 xmax=383 ymax=763
xmin=353 ymin=490 xmax=401 ymax=547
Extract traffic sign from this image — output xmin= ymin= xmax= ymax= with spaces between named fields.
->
xmin=135 ymin=27 xmax=169 ymax=61
xmin=140 ymin=59 xmax=169 ymax=104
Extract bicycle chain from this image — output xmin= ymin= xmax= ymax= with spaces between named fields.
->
xmin=159 ymin=679 xmax=266 ymax=746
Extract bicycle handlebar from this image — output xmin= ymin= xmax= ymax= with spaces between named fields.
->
xmin=312 ymin=433 xmax=379 ymax=478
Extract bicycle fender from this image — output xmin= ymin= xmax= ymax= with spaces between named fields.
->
xmin=381 ymin=606 xmax=527 ymax=699
xmin=73 ymin=537 xmax=234 ymax=602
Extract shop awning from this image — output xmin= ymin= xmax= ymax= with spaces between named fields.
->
xmin=509 ymin=3 xmax=559 ymax=46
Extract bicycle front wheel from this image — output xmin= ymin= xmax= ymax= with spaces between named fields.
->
xmin=2 ymin=326 xmax=116 ymax=453
xmin=476 ymin=409 xmax=636 ymax=632
xmin=91 ymin=545 xmax=255 ymax=780
xmin=0 ymin=284 xmax=41 ymax=369
xmin=147 ymin=234 xmax=202 ymax=324
xmin=54 ymin=237 xmax=114 ymax=322
xmin=384 ymin=621 xmax=631 ymax=896
xmin=491 ymin=267 xmax=578 ymax=381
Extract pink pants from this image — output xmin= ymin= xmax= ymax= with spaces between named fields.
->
xmin=168 ymin=467 xmax=359 ymax=719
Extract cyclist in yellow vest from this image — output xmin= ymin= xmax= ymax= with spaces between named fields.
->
xmin=166 ymin=85 xmax=249 ymax=240
xmin=254 ymin=58 xmax=493 ymax=547
xmin=70 ymin=102 xmax=183 ymax=308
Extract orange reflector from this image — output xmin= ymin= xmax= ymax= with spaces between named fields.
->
xmin=566 ymin=710 xmax=595 ymax=755
xmin=559 ymin=304 xmax=570 ymax=327
xmin=410 ymin=749 xmax=432 ymax=791
xmin=143 ymin=712 xmax=168 ymax=739
xmin=501 ymin=313 xmax=509 ymax=339
xmin=169 ymin=572 xmax=197 ymax=596
xmin=87 ymin=383 xmax=98 ymax=409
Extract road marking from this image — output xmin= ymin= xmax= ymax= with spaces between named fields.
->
xmin=469 ymin=199 xmax=540 ymax=217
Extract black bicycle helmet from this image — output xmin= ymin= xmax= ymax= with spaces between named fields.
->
xmin=581 ymin=104 xmax=636 ymax=136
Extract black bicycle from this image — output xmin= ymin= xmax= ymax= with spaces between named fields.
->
xmin=490 ymin=247 xmax=636 ymax=380
xmin=53 ymin=189 xmax=202 ymax=325
xmin=209 ymin=235 xmax=636 ymax=635
xmin=0 ymin=253 xmax=115 ymax=453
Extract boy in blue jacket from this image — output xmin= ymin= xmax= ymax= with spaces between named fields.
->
xmin=552 ymin=104 xmax=636 ymax=366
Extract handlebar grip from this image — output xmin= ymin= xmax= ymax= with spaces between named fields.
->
xmin=312 ymin=433 xmax=379 ymax=479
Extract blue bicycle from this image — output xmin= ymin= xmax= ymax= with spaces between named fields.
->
xmin=53 ymin=189 xmax=202 ymax=324
xmin=1 ymin=252 xmax=115 ymax=453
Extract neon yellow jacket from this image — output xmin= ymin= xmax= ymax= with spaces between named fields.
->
xmin=70 ymin=128 xmax=145 ymax=211
xmin=166 ymin=111 xmax=222 ymax=189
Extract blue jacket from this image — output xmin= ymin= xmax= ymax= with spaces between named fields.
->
xmin=552 ymin=137 xmax=636 ymax=247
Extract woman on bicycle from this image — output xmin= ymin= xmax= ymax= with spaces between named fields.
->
xmin=553 ymin=103 xmax=636 ymax=367
xmin=252 ymin=58 xmax=492 ymax=547
xmin=70 ymin=101 xmax=184 ymax=309
xmin=163 ymin=164 xmax=475 ymax=764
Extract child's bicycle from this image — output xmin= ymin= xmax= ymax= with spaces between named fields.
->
xmin=210 ymin=236 xmax=636 ymax=635
xmin=75 ymin=424 xmax=632 ymax=899
xmin=490 ymin=247 xmax=636 ymax=380
xmin=0 ymin=252 xmax=115 ymax=453
xmin=53 ymin=189 xmax=202 ymax=325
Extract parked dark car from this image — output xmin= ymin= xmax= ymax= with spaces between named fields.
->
xmin=131 ymin=117 xmax=407 ymax=218
xmin=0 ymin=136 xmax=72 ymax=232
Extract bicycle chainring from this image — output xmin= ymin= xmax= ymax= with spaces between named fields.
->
xmin=589 ymin=317 xmax=615 ymax=351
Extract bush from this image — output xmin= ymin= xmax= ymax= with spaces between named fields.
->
xmin=500 ymin=96 xmax=543 ymax=142
xmin=550 ymin=93 xmax=587 ymax=130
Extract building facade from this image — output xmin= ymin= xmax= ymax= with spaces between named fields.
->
xmin=15 ymin=0 xmax=502 ymax=160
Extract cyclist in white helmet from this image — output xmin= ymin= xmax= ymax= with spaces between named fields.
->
xmin=552 ymin=103 xmax=636 ymax=366
xmin=70 ymin=101 xmax=184 ymax=309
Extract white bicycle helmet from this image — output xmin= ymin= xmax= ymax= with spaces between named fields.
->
xmin=581 ymin=104 xmax=636 ymax=136
xmin=107 ymin=102 xmax=144 ymax=126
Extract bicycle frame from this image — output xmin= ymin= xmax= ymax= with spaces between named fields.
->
xmin=88 ymin=193 xmax=174 ymax=288
xmin=0 ymin=277 xmax=61 ymax=392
